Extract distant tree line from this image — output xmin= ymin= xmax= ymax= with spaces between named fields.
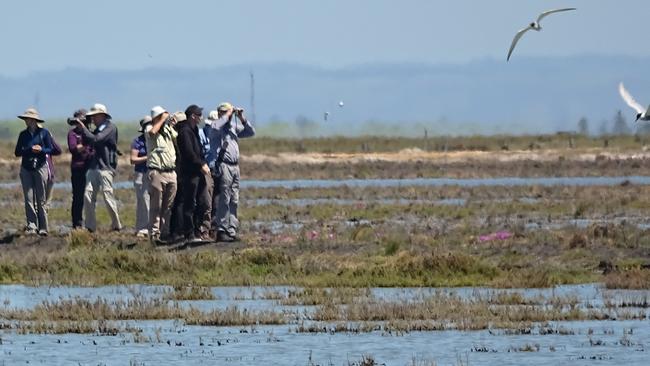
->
xmin=578 ymin=110 xmax=650 ymax=137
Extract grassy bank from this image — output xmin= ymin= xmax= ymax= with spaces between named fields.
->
xmin=0 ymin=222 xmax=648 ymax=288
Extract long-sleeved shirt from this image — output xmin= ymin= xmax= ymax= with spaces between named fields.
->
xmin=207 ymin=117 xmax=255 ymax=166
xmin=67 ymin=127 xmax=95 ymax=170
xmin=81 ymin=121 xmax=119 ymax=171
xmin=145 ymin=122 xmax=177 ymax=171
xmin=176 ymin=121 xmax=206 ymax=176
xmin=14 ymin=127 xmax=54 ymax=171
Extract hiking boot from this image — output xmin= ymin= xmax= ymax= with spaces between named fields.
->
xmin=216 ymin=232 xmax=238 ymax=243
xmin=38 ymin=230 xmax=48 ymax=237
xmin=24 ymin=228 xmax=38 ymax=236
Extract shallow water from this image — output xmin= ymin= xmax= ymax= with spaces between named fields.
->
xmin=2 ymin=320 xmax=648 ymax=365
xmin=1 ymin=176 xmax=649 ymax=191
xmin=1 ymin=285 xmax=649 ymax=365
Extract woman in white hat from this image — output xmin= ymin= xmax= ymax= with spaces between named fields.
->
xmin=14 ymin=108 xmax=54 ymax=236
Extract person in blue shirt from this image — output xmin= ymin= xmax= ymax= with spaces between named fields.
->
xmin=131 ymin=116 xmax=151 ymax=237
xmin=14 ymin=108 xmax=54 ymax=236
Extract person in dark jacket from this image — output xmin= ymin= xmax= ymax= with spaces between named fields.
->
xmin=14 ymin=108 xmax=54 ymax=236
xmin=67 ymin=109 xmax=93 ymax=229
xmin=176 ymin=105 xmax=211 ymax=242
xmin=73 ymin=103 xmax=122 ymax=232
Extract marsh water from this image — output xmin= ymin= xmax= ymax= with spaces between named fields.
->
xmin=1 ymin=284 xmax=648 ymax=365
xmin=1 ymin=176 xmax=650 ymax=191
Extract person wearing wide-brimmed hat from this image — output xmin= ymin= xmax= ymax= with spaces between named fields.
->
xmin=67 ymin=109 xmax=94 ymax=229
xmin=73 ymin=103 xmax=122 ymax=232
xmin=131 ymin=116 xmax=151 ymax=237
xmin=14 ymin=108 xmax=54 ymax=235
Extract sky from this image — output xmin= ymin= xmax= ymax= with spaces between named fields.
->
xmin=1 ymin=0 xmax=649 ymax=76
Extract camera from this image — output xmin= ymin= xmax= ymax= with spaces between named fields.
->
xmin=67 ymin=117 xmax=86 ymax=126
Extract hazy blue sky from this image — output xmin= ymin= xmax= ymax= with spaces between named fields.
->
xmin=1 ymin=0 xmax=648 ymax=76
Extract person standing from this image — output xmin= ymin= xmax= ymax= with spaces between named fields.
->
xmin=208 ymin=103 xmax=255 ymax=242
xmin=131 ymin=116 xmax=151 ymax=237
xmin=74 ymin=103 xmax=122 ymax=232
xmin=145 ymin=106 xmax=178 ymax=243
xmin=176 ymin=105 xmax=211 ymax=242
xmin=66 ymin=109 xmax=93 ymax=229
xmin=14 ymin=108 xmax=54 ymax=236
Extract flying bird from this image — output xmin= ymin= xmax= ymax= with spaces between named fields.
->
xmin=507 ymin=8 xmax=576 ymax=62
xmin=619 ymin=82 xmax=650 ymax=121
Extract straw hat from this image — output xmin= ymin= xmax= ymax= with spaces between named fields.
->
xmin=17 ymin=108 xmax=44 ymax=123
xmin=86 ymin=103 xmax=112 ymax=119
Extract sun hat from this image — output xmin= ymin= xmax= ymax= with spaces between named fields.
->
xmin=207 ymin=110 xmax=219 ymax=121
xmin=172 ymin=111 xmax=187 ymax=123
xmin=86 ymin=103 xmax=112 ymax=119
xmin=150 ymin=106 xmax=167 ymax=121
xmin=217 ymin=102 xmax=234 ymax=112
xmin=138 ymin=115 xmax=152 ymax=133
xmin=18 ymin=108 xmax=44 ymax=123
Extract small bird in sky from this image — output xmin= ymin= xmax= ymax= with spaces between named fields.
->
xmin=619 ymin=82 xmax=650 ymax=121
xmin=507 ymin=8 xmax=576 ymax=62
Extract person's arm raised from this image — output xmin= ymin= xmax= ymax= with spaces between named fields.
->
xmin=148 ymin=113 xmax=169 ymax=136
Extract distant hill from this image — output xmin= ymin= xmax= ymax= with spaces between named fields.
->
xmin=1 ymin=56 xmax=649 ymax=136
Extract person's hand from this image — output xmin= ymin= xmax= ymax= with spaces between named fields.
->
xmin=32 ymin=144 xmax=42 ymax=153
xmin=201 ymin=164 xmax=210 ymax=175
xmin=237 ymin=109 xmax=247 ymax=124
xmin=76 ymin=144 xmax=84 ymax=152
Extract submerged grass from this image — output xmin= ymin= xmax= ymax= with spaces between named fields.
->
xmin=1 ymin=289 xmax=646 ymax=335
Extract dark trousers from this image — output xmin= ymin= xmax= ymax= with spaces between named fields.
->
xmin=210 ymin=172 xmax=221 ymax=229
xmin=71 ymin=167 xmax=87 ymax=228
xmin=181 ymin=174 xmax=212 ymax=237
xmin=181 ymin=174 xmax=201 ymax=237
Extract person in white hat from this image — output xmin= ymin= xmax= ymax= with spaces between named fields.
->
xmin=130 ymin=116 xmax=152 ymax=237
xmin=73 ymin=103 xmax=122 ymax=232
xmin=14 ymin=108 xmax=54 ymax=236
xmin=145 ymin=106 xmax=180 ymax=244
